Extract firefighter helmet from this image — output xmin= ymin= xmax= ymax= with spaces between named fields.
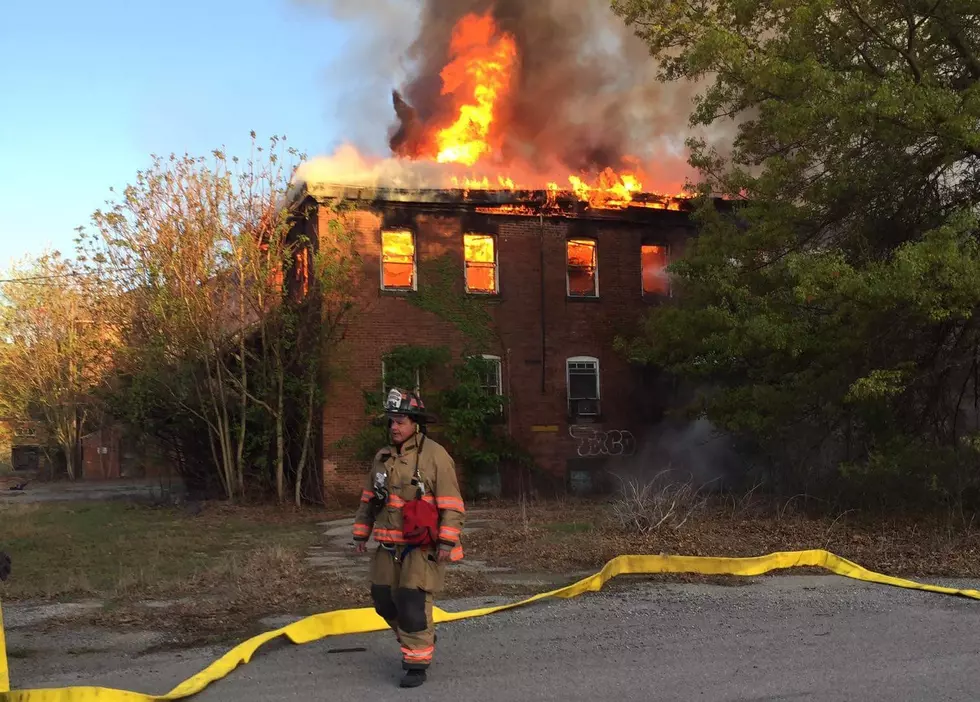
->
xmin=384 ymin=388 xmax=435 ymax=423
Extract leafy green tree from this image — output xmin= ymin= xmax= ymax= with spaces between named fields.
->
xmin=77 ymin=134 xmax=331 ymax=502
xmin=613 ymin=0 xmax=980 ymax=505
xmin=0 ymin=253 xmax=113 ymax=479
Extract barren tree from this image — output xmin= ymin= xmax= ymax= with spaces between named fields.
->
xmin=78 ymin=135 xmax=302 ymax=501
xmin=77 ymin=135 xmax=361 ymax=503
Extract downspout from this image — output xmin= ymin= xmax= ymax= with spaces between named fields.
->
xmin=539 ymin=213 xmax=546 ymax=394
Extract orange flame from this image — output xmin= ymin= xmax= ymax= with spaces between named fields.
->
xmin=382 ymin=13 xmax=694 ymax=211
xmin=435 ymin=14 xmax=517 ymax=167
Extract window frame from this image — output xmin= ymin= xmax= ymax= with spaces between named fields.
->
xmin=565 ymin=238 xmax=599 ymax=298
xmin=566 ymin=356 xmax=601 ymax=418
xmin=380 ymin=229 xmax=418 ymax=292
xmin=463 ymin=233 xmax=499 ymax=295
xmin=640 ymin=242 xmax=671 ymax=298
xmin=480 ymin=354 xmax=503 ymax=396
xmin=381 ymin=359 xmax=421 ymax=396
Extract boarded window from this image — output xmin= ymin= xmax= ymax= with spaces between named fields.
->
xmin=464 ymin=234 xmax=497 ymax=294
xmin=381 ymin=230 xmax=416 ymax=290
xmin=567 ymin=239 xmax=598 ymax=297
xmin=641 ymin=244 xmax=669 ymax=296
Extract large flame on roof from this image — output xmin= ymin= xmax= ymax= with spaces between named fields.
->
xmin=434 ymin=14 xmax=518 ymax=167
xmin=296 ymin=12 xmax=693 ymax=211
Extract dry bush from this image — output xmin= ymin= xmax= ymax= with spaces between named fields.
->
xmin=611 ymin=471 xmax=709 ymax=535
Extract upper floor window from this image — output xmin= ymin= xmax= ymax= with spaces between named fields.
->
xmin=567 ymin=239 xmax=598 ymax=298
xmin=381 ymin=229 xmax=417 ymax=291
xmin=641 ymin=244 xmax=670 ymax=296
xmin=567 ymin=356 xmax=600 ymax=418
xmin=464 ymin=234 xmax=498 ymax=294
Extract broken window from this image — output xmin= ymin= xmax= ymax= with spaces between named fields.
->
xmin=641 ymin=244 xmax=670 ymax=296
xmin=381 ymin=230 xmax=416 ymax=290
xmin=464 ymin=234 xmax=498 ymax=294
xmin=566 ymin=239 xmax=598 ymax=297
xmin=567 ymin=356 xmax=600 ymax=417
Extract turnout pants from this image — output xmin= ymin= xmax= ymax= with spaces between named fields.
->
xmin=370 ymin=544 xmax=445 ymax=670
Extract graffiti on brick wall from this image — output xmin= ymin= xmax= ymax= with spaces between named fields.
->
xmin=569 ymin=426 xmax=637 ymax=458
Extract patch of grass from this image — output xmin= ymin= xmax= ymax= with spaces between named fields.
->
xmin=0 ymin=499 xmax=363 ymax=645
xmin=0 ymin=500 xmax=329 ymax=602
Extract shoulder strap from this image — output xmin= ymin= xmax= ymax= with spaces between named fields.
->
xmin=412 ymin=434 xmax=427 ymax=498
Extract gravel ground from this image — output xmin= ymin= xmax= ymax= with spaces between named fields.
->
xmin=7 ymin=574 xmax=980 ymax=701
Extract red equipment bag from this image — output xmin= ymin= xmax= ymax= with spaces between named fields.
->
xmin=401 ymin=436 xmax=439 ymax=546
xmin=402 ymin=496 xmax=439 ymax=546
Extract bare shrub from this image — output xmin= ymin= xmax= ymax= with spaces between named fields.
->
xmin=611 ymin=470 xmax=709 ymax=534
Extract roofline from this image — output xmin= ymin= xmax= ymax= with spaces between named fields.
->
xmin=289 ymin=182 xmax=732 ymax=223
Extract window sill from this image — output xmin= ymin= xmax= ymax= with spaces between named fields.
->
xmin=465 ymin=291 xmax=504 ymax=303
xmin=379 ymin=288 xmax=417 ymax=298
xmin=566 ymin=295 xmax=601 ymax=303
xmin=568 ymin=413 xmax=604 ymax=424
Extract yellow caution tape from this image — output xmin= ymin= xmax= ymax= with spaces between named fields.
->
xmin=1 ymin=549 xmax=977 ymax=701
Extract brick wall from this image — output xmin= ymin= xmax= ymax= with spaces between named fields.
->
xmin=316 ymin=200 xmax=695 ymax=502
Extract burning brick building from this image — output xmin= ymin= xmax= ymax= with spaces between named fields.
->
xmin=290 ymin=182 xmax=703 ymax=500
xmin=289 ymin=2 xmax=722 ymax=500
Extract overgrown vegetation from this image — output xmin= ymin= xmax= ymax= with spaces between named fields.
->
xmin=0 ymin=134 xmax=360 ymax=503
xmin=336 ymin=250 xmax=532 ymax=492
xmin=611 ymin=472 xmax=709 ymax=535
xmin=340 ymin=344 xmax=531 ymax=493
xmin=613 ymin=0 xmax=980 ymax=509
xmin=468 ymin=494 xmax=980 ymax=579
xmin=0 ymin=252 xmax=113 ymax=480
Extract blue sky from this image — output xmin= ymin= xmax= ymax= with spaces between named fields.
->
xmin=0 ymin=0 xmax=396 ymax=268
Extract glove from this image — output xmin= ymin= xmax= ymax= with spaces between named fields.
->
xmin=0 ymin=551 xmax=10 ymax=582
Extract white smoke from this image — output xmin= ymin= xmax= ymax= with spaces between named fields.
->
xmin=293 ymin=143 xmax=450 ymax=189
xmin=294 ymin=0 xmax=421 ymax=153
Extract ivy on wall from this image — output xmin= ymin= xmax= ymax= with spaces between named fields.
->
xmin=337 ymin=344 xmax=531 ymax=488
xmin=334 ymin=250 xmax=536 ymax=493
xmin=408 ymin=254 xmax=497 ymax=352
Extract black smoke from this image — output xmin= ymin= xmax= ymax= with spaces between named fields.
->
xmin=387 ymin=0 xmax=698 ymax=174
xmin=298 ymin=0 xmax=713 ymax=178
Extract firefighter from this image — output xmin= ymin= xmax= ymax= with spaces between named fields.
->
xmin=352 ymin=388 xmax=465 ymax=689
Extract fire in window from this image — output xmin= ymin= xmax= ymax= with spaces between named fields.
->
xmin=567 ymin=239 xmax=598 ymax=297
xmin=567 ymin=357 xmax=600 ymax=417
xmin=641 ymin=244 xmax=670 ymax=296
xmin=464 ymin=234 xmax=497 ymax=294
xmin=381 ymin=230 xmax=416 ymax=290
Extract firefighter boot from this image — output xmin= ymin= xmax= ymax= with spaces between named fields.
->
xmin=400 ymin=670 xmax=426 ymax=688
